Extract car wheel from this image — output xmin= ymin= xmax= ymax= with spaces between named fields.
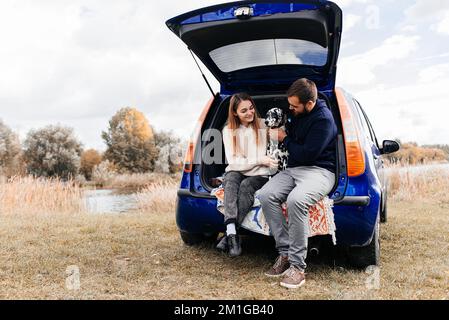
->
xmin=380 ymin=191 xmax=387 ymax=223
xmin=347 ymin=214 xmax=380 ymax=269
xmin=203 ymin=232 xmax=219 ymax=243
xmin=179 ymin=230 xmax=205 ymax=246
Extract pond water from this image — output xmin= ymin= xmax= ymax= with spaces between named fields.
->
xmin=83 ymin=189 xmax=139 ymax=214
xmin=82 ymin=163 xmax=449 ymax=214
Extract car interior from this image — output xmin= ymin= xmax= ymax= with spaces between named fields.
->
xmin=200 ymin=92 xmax=344 ymax=193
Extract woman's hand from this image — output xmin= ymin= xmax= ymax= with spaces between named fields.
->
xmin=260 ymin=156 xmax=279 ymax=169
xmin=269 ymin=128 xmax=287 ymax=142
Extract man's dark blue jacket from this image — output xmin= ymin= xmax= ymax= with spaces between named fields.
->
xmin=283 ymin=99 xmax=337 ymax=174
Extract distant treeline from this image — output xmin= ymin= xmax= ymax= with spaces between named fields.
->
xmin=2 ymin=112 xmax=448 ymax=180
xmin=0 ymin=108 xmax=185 ymax=180
xmin=384 ymin=141 xmax=449 ymax=165
xmin=422 ymin=144 xmax=449 ymax=158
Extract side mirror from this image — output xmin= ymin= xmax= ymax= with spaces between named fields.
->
xmin=381 ymin=140 xmax=400 ymax=155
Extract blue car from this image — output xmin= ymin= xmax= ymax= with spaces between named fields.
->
xmin=166 ymin=0 xmax=400 ymax=268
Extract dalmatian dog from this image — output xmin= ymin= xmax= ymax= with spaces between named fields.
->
xmin=265 ymin=108 xmax=289 ymax=172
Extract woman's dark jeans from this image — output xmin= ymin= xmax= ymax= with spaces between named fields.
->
xmin=222 ymin=171 xmax=268 ymax=226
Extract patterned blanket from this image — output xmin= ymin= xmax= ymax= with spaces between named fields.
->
xmin=211 ymin=186 xmax=337 ymax=245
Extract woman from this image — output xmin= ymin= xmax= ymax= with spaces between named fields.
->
xmin=218 ymin=92 xmax=278 ymax=257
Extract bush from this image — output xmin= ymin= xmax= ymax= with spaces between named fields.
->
xmin=23 ymin=125 xmax=83 ymax=179
xmin=385 ymin=142 xmax=447 ymax=165
xmin=91 ymin=160 xmax=117 ymax=186
xmin=0 ymin=119 xmax=22 ymax=177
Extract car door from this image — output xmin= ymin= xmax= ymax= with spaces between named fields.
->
xmin=354 ymin=99 xmax=386 ymax=193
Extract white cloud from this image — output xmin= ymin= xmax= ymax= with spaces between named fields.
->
xmin=432 ymin=11 xmax=449 ymax=35
xmin=336 ymin=0 xmax=374 ymax=8
xmin=405 ymin=0 xmax=449 ymax=21
xmin=400 ymin=25 xmax=417 ymax=32
xmin=338 ymin=35 xmax=420 ymax=86
xmin=344 ymin=14 xmax=362 ymax=32
xmin=404 ymin=0 xmax=449 ymax=35
xmin=416 ymin=52 xmax=449 ymax=61
xmin=353 ymin=69 xmax=449 ymax=145
xmin=418 ymin=63 xmax=449 ymax=83
xmin=0 ymin=0 xmax=221 ymax=149
xmin=0 ymin=0 xmax=448 ymax=150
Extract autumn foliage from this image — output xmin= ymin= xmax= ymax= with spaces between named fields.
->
xmin=384 ymin=142 xmax=447 ymax=165
xmin=101 ymin=107 xmax=158 ymax=173
xmin=80 ymin=149 xmax=102 ymax=180
xmin=3 ymin=113 xmax=449 ymax=181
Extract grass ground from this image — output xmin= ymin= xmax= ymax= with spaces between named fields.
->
xmin=1 ymin=166 xmax=448 ymax=299
xmin=0 ymin=197 xmax=447 ymax=299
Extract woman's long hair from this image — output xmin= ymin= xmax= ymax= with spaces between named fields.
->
xmin=226 ymin=93 xmax=263 ymax=156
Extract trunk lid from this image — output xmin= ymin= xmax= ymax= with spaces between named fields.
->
xmin=166 ymin=0 xmax=342 ymax=93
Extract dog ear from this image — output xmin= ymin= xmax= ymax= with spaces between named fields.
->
xmin=276 ymin=108 xmax=282 ymax=118
xmin=281 ymin=109 xmax=288 ymax=125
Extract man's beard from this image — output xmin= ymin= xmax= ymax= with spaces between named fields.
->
xmin=289 ymin=108 xmax=308 ymax=118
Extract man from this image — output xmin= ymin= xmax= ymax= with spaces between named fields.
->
xmin=258 ymin=78 xmax=337 ymax=289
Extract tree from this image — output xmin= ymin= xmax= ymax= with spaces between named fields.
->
xmin=154 ymin=130 xmax=184 ymax=173
xmin=422 ymin=144 xmax=449 ymax=161
xmin=23 ymin=125 xmax=83 ymax=179
xmin=101 ymin=107 xmax=158 ymax=173
xmin=80 ymin=149 xmax=102 ymax=180
xmin=0 ymin=119 xmax=22 ymax=177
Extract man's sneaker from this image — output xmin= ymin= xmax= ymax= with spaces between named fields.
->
xmin=215 ymin=235 xmax=228 ymax=251
xmin=265 ymin=255 xmax=290 ymax=278
xmin=227 ymin=234 xmax=242 ymax=257
xmin=279 ymin=265 xmax=306 ymax=289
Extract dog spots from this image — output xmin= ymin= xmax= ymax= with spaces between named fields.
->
xmin=265 ymin=108 xmax=289 ymax=172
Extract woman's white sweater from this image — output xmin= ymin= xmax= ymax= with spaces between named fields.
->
xmin=222 ymin=119 xmax=271 ymax=177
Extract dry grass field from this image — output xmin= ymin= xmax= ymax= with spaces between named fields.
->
xmin=0 ymin=167 xmax=448 ymax=300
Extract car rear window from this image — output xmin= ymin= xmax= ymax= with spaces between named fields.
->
xmin=209 ymin=39 xmax=328 ymax=72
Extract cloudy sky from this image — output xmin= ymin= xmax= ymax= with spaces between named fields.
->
xmin=1 ymin=0 xmax=448 ymax=151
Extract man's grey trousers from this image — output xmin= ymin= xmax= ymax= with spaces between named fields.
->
xmin=258 ymin=166 xmax=335 ymax=272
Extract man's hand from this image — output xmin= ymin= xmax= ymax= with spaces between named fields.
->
xmin=269 ymin=128 xmax=287 ymax=142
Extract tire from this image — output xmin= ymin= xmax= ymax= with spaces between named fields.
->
xmin=380 ymin=190 xmax=388 ymax=223
xmin=347 ymin=214 xmax=380 ymax=268
xmin=203 ymin=232 xmax=219 ymax=243
xmin=179 ymin=230 xmax=205 ymax=246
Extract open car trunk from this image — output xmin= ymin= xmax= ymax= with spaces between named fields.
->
xmin=200 ymin=92 xmax=344 ymax=194
xmin=166 ymin=1 xmax=342 ymax=94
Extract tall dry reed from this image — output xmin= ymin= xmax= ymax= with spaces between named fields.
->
xmin=386 ymin=166 xmax=449 ymax=202
xmin=0 ymin=176 xmax=85 ymax=215
xmin=134 ymin=180 xmax=178 ymax=213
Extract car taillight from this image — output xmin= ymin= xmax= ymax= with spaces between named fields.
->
xmin=183 ymin=141 xmax=195 ymax=173
xmin=183 ymin=96 xmax=215 ymax=173
xmin=335 ymin=88 xmax=365 ymax=177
